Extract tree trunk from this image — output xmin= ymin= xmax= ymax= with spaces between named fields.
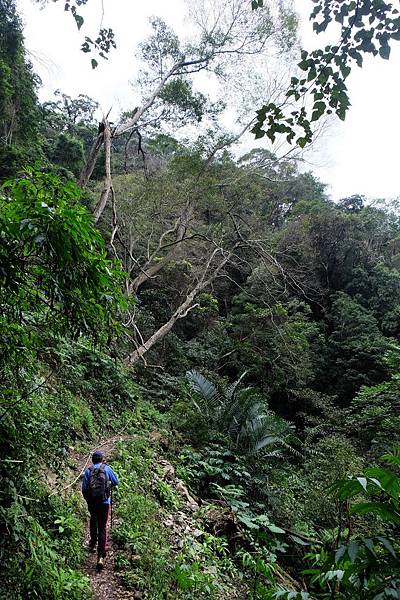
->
xmin=127 ymin=286 xmax=200 ymax=365
xmin=79 ymin=130 xmax=104 ymax=188
xmin=93 ymin=121 xmax=112 ymax=223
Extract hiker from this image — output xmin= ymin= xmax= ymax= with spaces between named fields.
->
xmin=82 ymin=450 xmax=119 ymax=570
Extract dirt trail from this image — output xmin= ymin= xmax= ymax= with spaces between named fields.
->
xmin=71 ymin=433 xmax=131 ymax=600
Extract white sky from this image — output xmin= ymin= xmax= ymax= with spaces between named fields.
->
xmin=16 ymin=0 xmax=400 ymax=201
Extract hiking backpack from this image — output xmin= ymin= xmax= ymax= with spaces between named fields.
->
xmin=87 ymin=464 xmax=110 ymax=504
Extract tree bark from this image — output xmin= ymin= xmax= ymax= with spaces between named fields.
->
xmin=79 ymin=130 xmax=104 ymax=188
xmin=127 ymin=288 xmax=199 ymax=365
xmin=93 ymin=121 xmax=112 ymax=223
xmin=126 ymin=245 xmax=239 ymax=365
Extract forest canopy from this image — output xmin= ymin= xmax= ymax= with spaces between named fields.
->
xmin=1 ymin=1 xmax=399 ymax=599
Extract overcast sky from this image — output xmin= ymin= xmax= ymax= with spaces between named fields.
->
xmin=17 ymin=0 xmax=400 ymax=202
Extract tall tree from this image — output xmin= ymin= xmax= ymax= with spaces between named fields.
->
xmin=0 ymin=0 xmax=41 ymax=177
xmin=79 ymin=0 xmax=299 ymax=221
xmin=40 ymin=91 xmax=99 ymax=176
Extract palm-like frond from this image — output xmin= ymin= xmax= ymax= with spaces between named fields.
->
xmin=186 ymin=370 xmax=223 ymax=420
xmin=240 ymin=413 xmax=294 ymax=454
xmin=226 ymin=370 xmax=248 ymax=401
xmin=186 ymin=370 xmax=300 ymax=456
xmin=223 ymin=388 xmax=258 ymax=435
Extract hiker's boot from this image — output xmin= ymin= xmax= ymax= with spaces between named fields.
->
xmin=96 ymin=556 xmax=105 ymax=572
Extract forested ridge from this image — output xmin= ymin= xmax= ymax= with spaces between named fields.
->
xmin=1 ymin=0 xmax=399 ymax=598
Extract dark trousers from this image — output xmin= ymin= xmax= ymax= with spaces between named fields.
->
xmin=88 ymin=502 xmax=110 ymax=557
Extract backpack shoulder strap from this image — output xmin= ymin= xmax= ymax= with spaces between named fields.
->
xmin=101 ymin=464 xmax=110 ymax=481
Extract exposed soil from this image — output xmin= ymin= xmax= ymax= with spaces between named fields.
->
xmin=69 ymin=433 xmax=249 ymax=599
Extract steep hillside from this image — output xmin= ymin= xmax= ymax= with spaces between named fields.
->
xmin=1 ymin=1 xmax=399 ymax=598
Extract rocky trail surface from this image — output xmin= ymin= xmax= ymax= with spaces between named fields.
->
xmin=68 ymin=432 xmax=248 ymax=599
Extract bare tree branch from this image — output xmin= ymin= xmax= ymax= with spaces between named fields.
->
xmin=126 ymin=243 xmax=240 ymax=365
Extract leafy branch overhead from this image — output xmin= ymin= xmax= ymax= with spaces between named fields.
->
xmin=252 ymin=0 xmax=400 ymax=147
xmin=0 ymin=169 xmax=126 ymax=338
xmin=65 ymin=0 xmax=116 ymax=68
xmin=34 ymin=0 xmax=116 ymax=68
xmin=36 ymin=0 xmax=272 ymax=68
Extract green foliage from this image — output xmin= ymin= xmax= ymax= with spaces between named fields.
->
xmin=326 ymin=293 xmax=391 ymax=400
xmin=40 ymin=90 xmax=99 ymax=176
xmin=186 ymin=370 xmax=298 ymax=455
xmin=253 ymin=1 xmax=400 ymax=147
xmin=0 ymin=337 xmax=143 ymax=599
xmin=176 ymin=443 xmax=252 ymax=497
xmin=51 ymin=133 xmax=85 ymax=176
xmin=0 ymin=0 xmax=42 ymax=177
xmin=0 ymin=169 xmax=125 ymax=340
xmin=111 ymin=428 xmax=247 ymax=598
xmin=34 ymin=0 xmax=116 ymax=67
xmin=271 ymin=436 xmax=364 ymax=531
xmin=159 ymin=78 xmax=208 ymax=123
xmin=42 ymin=89 xmax=99 ymax=129
xmin=112 ymin=437 xmax=174 ymax=596
xmin=0 ymin=485 xmax=90 ymax=599
xmin=3 ymin=5 xmax=400 ymax=598
xmin=139 ymin=16 xmax=182 ymax=71
xmin=0 ymin=164 xmax=130 ymax=598
xmin=174 ymin=559 xmax=216 ymax=596
xmin=228 ymin=299 xmax=324 ymax=397
xmin=272 ymin=450 xmax=400 ymax=599
xmin=347 ymin=372 xmax=400 ymax=457
xmin=51 ymin=338 xmax=140 ymax=416
xmin=174 ymin=531 xmax=240 ymax=598
xmin=156 ymin=479 xmax=182 ymax=511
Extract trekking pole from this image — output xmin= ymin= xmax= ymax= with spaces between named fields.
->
xmin=110 ymin=488 xmax=113 ymax=529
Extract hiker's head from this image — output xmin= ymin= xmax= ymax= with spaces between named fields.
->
xmin=92 ymin=451 xmax=103 ymax=464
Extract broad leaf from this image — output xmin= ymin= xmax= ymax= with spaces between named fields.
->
xmin=351 ymin=502 xmax=400 ymax=525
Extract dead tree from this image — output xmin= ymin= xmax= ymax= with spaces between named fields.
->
xmin=92 ymin=119 xmax=113 ymax=223
xmin=126 ymin=243 xmax=241 ymax=365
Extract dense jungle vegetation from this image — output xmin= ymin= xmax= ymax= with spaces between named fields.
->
xmin=1 ymin=0 xmax=399 ymax=598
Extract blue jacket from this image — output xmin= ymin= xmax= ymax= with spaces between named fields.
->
xmin=82 ymin=463 xmax=119 ymax=505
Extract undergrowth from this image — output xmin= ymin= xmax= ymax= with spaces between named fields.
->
xmin=112 ymin=437 xmax=173 ymax=597
xmin=0 ymin=339 xmax=140 ymax=599
xmin=0 ymin=487 xmax=91 ymax=599
xmin=111 ymin=433 xmax=250 ymax=599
